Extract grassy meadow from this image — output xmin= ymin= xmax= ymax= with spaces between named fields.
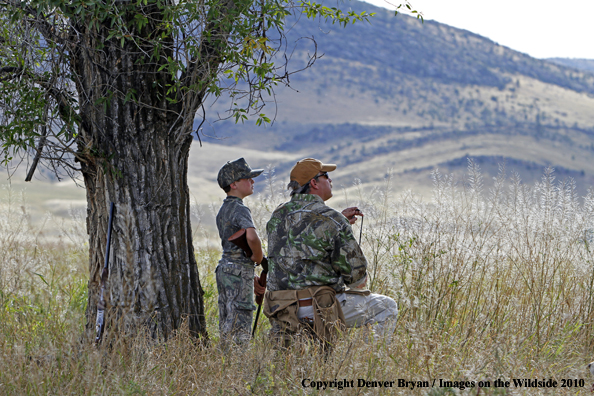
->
xmin=1 ymin=161 xmax=594 ymax=395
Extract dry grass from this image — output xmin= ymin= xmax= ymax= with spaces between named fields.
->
xmin=1 ymin=162 xmax=594 ymax=395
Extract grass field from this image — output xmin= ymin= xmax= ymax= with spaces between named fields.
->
xmin=1 ymin=161 xmax=594 ymax=395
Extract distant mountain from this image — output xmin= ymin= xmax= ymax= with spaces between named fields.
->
xmin=197 ymin=0 xmax=594 ymax=198
xmin=7 ymin=0 xmax=594 ymax=224
xmin=546 ymin=58 xmax=594 ymax=74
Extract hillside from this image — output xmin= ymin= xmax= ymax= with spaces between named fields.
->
xmin=547 ymin=58 xmax=594 ymax=74
xmin=199 ymin=0 xmax=594 ymax=198
xmin=3 ymin=0 xmax=594 ymax=225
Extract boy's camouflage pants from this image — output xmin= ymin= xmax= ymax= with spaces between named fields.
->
xmin=216 ymin=262 xmax=256 ymax=343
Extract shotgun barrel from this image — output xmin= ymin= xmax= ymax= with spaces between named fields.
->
xmin=95 ymin=202 xmax=115 ymax=344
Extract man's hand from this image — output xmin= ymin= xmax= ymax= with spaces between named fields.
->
xmin=254 ymin=275 xmax=266 ymax=297
xmin=342 ymin=207 xmax=363 ymax=225
xmin=350 ymin=274 xmax=367 ymax=289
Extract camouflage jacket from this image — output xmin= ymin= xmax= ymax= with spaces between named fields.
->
xmin=266 ymin=194 xmax=367 ymax=292
xmin=216 ymin=196 xmax=256 ymax=267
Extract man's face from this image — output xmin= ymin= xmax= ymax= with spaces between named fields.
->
xmin=314 ymin=172 xmax=333 ymax=201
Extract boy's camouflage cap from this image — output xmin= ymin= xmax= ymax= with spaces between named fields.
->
xmin=217 ymin=158 xmax=264 ymax=189
xmin=290 ymin=158 xmax=337 ymax=186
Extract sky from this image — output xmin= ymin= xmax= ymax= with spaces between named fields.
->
xmin=360 ymin=0 xmax=594 ymax=60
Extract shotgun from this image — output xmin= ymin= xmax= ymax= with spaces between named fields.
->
xmin=252 ymin=257 xmax=268 ymax=337
xmin=228 ymin=228 xmax=267 ymax=337
xmin=95 ymin=202 xmax=115 ymax=345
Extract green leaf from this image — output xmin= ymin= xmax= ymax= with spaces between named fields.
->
xmin=34 ymin=273 xmax=49 ymax=287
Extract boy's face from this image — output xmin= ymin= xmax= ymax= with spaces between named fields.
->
xmin=231 ymin=177 xmax=254 ymax=198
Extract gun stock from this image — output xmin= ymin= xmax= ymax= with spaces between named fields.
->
xmin=228 ymin=228 xmax=253 ymax=258
xmin=255 ymin=256 xmax=268 ymax=305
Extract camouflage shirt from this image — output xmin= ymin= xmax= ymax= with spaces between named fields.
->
xmin=266 ymin=194 xmax=367 ymax=292
xmin=216 ymin=196 xmax=256 ymax=267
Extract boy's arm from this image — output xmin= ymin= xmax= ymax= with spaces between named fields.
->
xmin=246 ymin=227 xmax=264 ymax=264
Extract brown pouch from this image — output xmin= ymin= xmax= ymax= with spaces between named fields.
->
xmin=263 ymin=289 xmax=300 ymax=333
xmin=310 ymin=286 xmax=346 ymax=344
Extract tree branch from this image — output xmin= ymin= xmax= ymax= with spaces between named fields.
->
xmin=179 ymin=0 xmax=242 ymax=107
xmin=0 ymin=66 xmax=24 ymax=81
xmin=25 ymin=124 xmax=48 ymax=181
xmin=0 ymin=0 xmax=71 ymax=45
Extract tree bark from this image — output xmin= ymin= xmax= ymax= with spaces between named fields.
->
xmin=81 ymin=141 xmax=206 ymax=341
xmin=71 ymin=9 xmax=207 ymax=341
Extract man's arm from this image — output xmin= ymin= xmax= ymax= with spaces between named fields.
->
xmin=341 ymin=208 xmax=365 ymax=287
xmin=336 ymin=237 xmax=367 ymax=287
xmin=246 ymin=227 xmax=264 ymax=264
xmin=330 ymin=216 xmax=368 ymax=287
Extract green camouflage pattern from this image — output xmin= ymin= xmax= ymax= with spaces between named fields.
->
xmin=266 ymin=194 xmax=367 ymax=292
xmin=216 ymin=263 xmax=255 ymax=343
xmin=216 ymin=196 xmax=256 ymax=266
xmin=215 ymin=196 xmax=258 ymax=342
xmin=217 ymin=157 xmax=263 ymax=189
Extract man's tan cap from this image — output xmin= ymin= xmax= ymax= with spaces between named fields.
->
xmin=290 ymin=158 xmax=337 ymax=186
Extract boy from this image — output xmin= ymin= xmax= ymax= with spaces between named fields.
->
xmin=215 ymin=158 xmax=266 ymax=344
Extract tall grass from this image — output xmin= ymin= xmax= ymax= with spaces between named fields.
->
xmin=1 ymin=162 xmax=593 ymax=395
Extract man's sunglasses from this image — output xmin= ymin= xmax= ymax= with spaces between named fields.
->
xmin=314 ymin=172 xmax=329 ymax=180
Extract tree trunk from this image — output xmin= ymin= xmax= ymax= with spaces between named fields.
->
xmin=81 ymin=140 xmax=206 ymax=341
xmin=72 ymin=11 xmax=208 ymax=341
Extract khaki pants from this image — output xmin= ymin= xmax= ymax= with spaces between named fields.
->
xmin=298 ymin=292 xmax=397 ymax=342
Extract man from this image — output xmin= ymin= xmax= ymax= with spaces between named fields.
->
xmin=216 ymin=158 xmax=266 ymax=344
xmin=263 ymin=158 xmax=397 ymax=344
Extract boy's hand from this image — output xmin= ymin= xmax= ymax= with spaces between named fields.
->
xmin=254 ymin=275 xmax=266 ymax=296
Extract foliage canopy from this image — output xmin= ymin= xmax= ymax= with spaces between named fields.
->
xmin=0 ymin=0 xmax=390 ymax=175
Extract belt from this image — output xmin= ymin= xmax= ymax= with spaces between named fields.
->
xmin=296 ymin=289 xmax=313 ymax=307
xmin=298 ymin=298 xmax=313 ymax=307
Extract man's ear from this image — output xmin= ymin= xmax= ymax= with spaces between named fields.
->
xmin=229 ymin=181 xmax=238 ymax=190
xmin=309 ymin=179 xmax=318 ymax=190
